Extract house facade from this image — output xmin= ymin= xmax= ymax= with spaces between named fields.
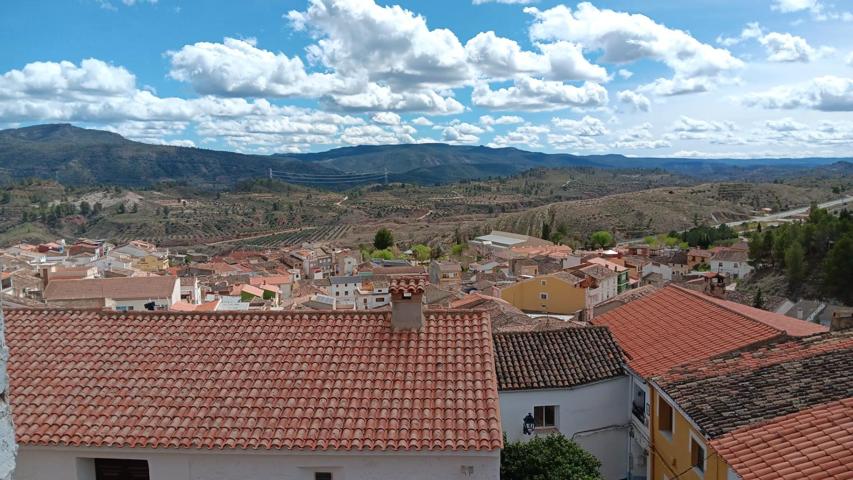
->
xmin=428 ymin=260 xmax=462 ymax=290
xmin=499 ymin=272 xmax=587 ymax=315
xmin=494 ymin=327 xmax=629 ymax=480
xmin=5 ymin=284 xmax=503 ymax=480
xmin=710 ymin=249 xmax=753 ymax=279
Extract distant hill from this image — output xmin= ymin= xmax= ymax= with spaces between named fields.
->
xmin=0 ymin=124 xmax=336 ymax=187
xmin=1 ymin=124 xmax=850 ymax=187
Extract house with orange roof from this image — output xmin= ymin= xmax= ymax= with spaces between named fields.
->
xmin=5 ymin=277 xmax=503 ymax=479
xmin=649 ymin=329 xmax=852 ymax=480
xmin=592 ymin=284 xmax=828 ymax=480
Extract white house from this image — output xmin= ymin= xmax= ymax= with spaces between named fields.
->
xmin=6 ymin=277 xmax=502 ymax=480
xmin=710 ymin=249 xmax=753 ymax=279
xmin=494 ymin=326 xmax=629 ymax=480
xmin=328 ymin=275 xmax=363 ymax=303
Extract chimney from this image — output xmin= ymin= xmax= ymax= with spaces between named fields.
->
xmin=41 ymin=266 xmax=52 ymax=290
xmin=389 ymin=275 xmax=427 ymax=330
xmin=830 ymin=309 xmax=853 ymax=331
xmin=703 ymin=271 xmax=726 ymax=299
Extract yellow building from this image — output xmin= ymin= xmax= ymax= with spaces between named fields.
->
xmin=649 ymin=388 xmax=728 ymax=480
xmin=134 ymin=254 xmax=170 ymax=272
xmin=499 ymin=272 xmax=587 ymax=314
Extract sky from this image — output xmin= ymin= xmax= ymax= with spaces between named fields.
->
xmin=1 ymin=0 xmax=853 ymax=158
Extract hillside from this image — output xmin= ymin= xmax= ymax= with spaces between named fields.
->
xmin=2 ymin=124 xmax=851 ymax=188
xmin=0 ymin=124 xmax=336 ymax=187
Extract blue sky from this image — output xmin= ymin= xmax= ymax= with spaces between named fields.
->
xmin=1 ymin=0 xmax=852 ymax=157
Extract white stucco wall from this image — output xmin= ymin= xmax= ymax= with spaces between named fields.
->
xmin=15 ymin=446 xmax=500 ymax=480
xmin=499 ymin=376 xmax=629 ymax=480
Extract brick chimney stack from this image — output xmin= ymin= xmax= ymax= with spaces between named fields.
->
xmin=389 ymin=275 xmax=427 ymax=330
xmin=703 ymin=271 xmax=727 ymax=299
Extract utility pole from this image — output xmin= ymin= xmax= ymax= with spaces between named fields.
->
xmin=384 ymin=167 xmax=388 ymax=185
xmin=268 ymin=168 xmax=273 ymax=180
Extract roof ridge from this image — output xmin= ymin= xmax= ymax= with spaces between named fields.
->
xmin=668 ymin=284 xmax=788 ymax=336
xmin=493 ymin=324 xmax=609 ymax=336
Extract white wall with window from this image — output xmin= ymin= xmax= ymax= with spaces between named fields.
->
xmin=14 ymin=447 xmax=500 ymax=480
xmin=498 ymin=377 xmax=629 ymax=480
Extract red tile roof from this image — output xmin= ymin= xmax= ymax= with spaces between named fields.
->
xmin=592 ymin=285 xmax=785 ymax=377
xmin=388 ymin=275 xmax=428 ymax=295
xmin=5 ymin=308 xmax=501 ymax=451
xmin=711 ymin=398 xmax=853 ymax=480
xmin=697 ymin=293 xmax=827 ymax=337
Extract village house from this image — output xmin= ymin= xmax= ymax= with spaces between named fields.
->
xmin=586 ymin=257 xmax=630 ymax=294
xmin=470 ymin=230 xmax=553 ymax=254
xmin=328 ymin=274 xmax=363 ymax=303
xmin=6 ymin=276 xmax=503 ymax=480
xmin=110 ymin=240 xmax=169 ymax=272
xmin=494 ymin=327 xmax=629 ymax=480
xmin=650 ymin=329 xmax=852 ymax=480
xmin=43 ymin=276 xmax=181 ymax=311
xmin=569 ymin=263 xmax=620 ymax=305
xmin=354 ymin=276 xmax=391 ymax=309
xmin=710 ymin=248 xmax=753 ymax=279
xmin=592 ymin=284 xmax=828 ymax=480
xmin=686 ymin=248 xmax=712 ymax=269
xmin=429 ymin=260 xmax=462 ymax=289
xmin=499 ymin=271 xmax=588 ymax=316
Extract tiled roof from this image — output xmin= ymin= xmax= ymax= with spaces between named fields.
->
xmin=5 ymin=308 xmax=502 ymax=451
xmin=656 ymin=330 xmax=853 ymax=439
xmin=711 ymin=248 xmax=749 ymax=262
xmin=711 ymin=398 xmax=853 ymax=480
xmin=43 ymin=276 xmax=178 ymax=301
xmin=388 ymin=275 xmax=427 ymax=295
xmin=697 ymin=293 xmax=827 ymax=336
xmin=493 ymin=326 xmax=624 ymax=391
xmin=592 ymin=285 xmax=785 ymax=377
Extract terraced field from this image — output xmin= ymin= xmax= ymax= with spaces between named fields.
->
xmin=238 ymin=225 xmax=351 ymax=248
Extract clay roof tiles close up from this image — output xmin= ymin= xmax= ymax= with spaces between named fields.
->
xmin=493 ymin=326 xmax=624 ymax=391
xmin=4 ymin=308 xmax=502 ymax=452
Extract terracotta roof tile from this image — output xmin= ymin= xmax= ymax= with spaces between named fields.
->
xmin=592 ymin=285 xmax=784 ymax=377
xmin=494 ymin=326 xmax=624 ymax=390
xmin=656 ymin=330 xmax=853 ymax=439
xmin=5 ymin=308 xmax=502 ymax=451
xmin=43 ymin=276 xmax=178 ymax=302
xmin=712 ymin=398 xmax=853 ymax=480
xmin=388 ymin=275 xmax=428 ymax=295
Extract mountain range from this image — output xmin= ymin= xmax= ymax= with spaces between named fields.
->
xmin=1 ymin=123 xmax=850 ymax=188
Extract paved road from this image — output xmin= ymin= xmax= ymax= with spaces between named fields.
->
xmin=724 ymin=195 xmax=852 ymax=227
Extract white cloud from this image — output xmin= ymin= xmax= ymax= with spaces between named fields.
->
xmin=371 ymin=112 xmax=402 ymax=125
xmin=772 ymin=0 xmax=820 ymax=13
xmin=288 ymin=0 xmax=471 ymax=91
xmin=327 ymin=83 xmax=465 ymax=114
xmin=340 ymin=125 xmax=415 ymax=145
xmin=526 ymin=3 xmax=742 ymax=79
xmin=480 ymin=115 xmax=524 ymax=126
xmin=759 ymin=32 xmax=824 ymax=62
xmin=717 ymin=22 xmax=763 ymax=47
xmin=638 ymin=77 xmax=713 ymax=96
xmin=846 ymin=52 xmax=853 ymax=66
xmin=167 ymin=37 xmax=356 ymax=98
xmin=0 ymin=58 xmax=136 ymax=98
xmin=743 ymin=76 xmax=853 ymax=111
xmin=442 ymin=124 xmax=481 ymax=144
xmin=611 ymin=122 xmax=671 ymax=150
xmin=464 ymin=32 xmax=607 ymax=82
xmin=765 ymin=117 xmax=808 ymax=131
xmin=617 ymin=69 xmax=633 ymax=79
xmin=672 ymin=116 xmax=735 ymax=133
xmin=551 ymin=115 xmax=608 ymax=136
xmin=411 ymin=116 xmax=433 ymax=126
xmin=472 ymin=77 xmax=608 ymax=111
xmin=617 ymin=89 xmax=651 ymax=112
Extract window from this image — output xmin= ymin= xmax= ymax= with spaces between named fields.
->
xmin=691 ymin=435 xmax=706 ymax=475
xmin=539 ymin=292 xmax=549 ymax=300
xmin=533 ymin=405 xmax=557 ymax=428
xmin=658 ymin=399 xmax=673 ymax=437
xmin=540 ymin=280 xmax=546 ymax=286
xmin=94 ymin=459 xmax=150 ymax=480
xmin=376 ymin=297 xmax=385 ymax=302
xmin=315 ymin=473 xmax=333 ymax=480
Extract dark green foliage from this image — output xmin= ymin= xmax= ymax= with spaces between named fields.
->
xmin=679 ymin=224 xmax=737 ymax=249
xmin=589 ymin=230 xmax=614 ymax=248
xmin=752 ymin=288 xmax=765 ymax=309
xmin=501 ymin=434 xmax=602 ymax=480
xmin=748 ymin=206 xmax=853 ymax=303
xmin=373 ymin=228 xmax=394 ymax=250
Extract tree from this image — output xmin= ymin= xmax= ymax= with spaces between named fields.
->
xmin=451 ymin=243 xmax=466 ymax=256
xmin=541 ymin=223 xmax=551 ymax=241
xmin=117 ymin=202 xmax=126 ymax=214
xmin=752 ymin=288 xmax=765 ymax=309
xmin=371 ymin=249 xmax=395 ymax=260
xmin=501 ymin=434 xmax=602 ymax=480
xmin=411 ymin=244 xmax=431 ymax=262
xmin=79 ymin=201 xmax=91 ymax=217
xmin=784 ymin=242 xmax=805 ymax=288
xmin=374 ymin=228 xmax=394 ymax=250
xmin=130 ymin=203 xmax=138 ymax=213
xmin=823 ymin=236 xmax=853 ymax=304
xmin=589 ymin=230 xmax=614 ymax=249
